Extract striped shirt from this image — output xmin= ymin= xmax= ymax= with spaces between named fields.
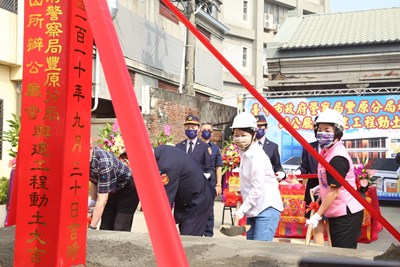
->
xmin=89 ymin=146 xmax=132 ymax=194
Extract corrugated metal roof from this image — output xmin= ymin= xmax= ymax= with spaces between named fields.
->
xmin=281 ymin=7 xmax=400 ymax=50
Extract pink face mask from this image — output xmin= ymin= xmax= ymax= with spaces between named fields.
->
xmin=233 ymin=136 xmax=253 ymax=151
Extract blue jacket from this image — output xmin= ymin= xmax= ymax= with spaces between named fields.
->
xmin=260 ymin=138 xmax=284 ymax=174
xmin=175 ymin=138 xmax=215 ymax=183
xmin=298 ymin=141 xmax=319 ymax=212
xmin=154 ymin=145 xmax=214 ymax=223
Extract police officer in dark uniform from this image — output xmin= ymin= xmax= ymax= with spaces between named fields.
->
xmin=176 ymin=115 xmax=215 ymax=236
xmin=175 ymin=115 xmax=215 ymax=182
xmin=295 ymin=116 xmax=319 ymax=219
xmin=154 ymin=145 xmax=214 ymax=236
xmin=199 ymin=121 xmax=224 ymax=237
xmin=254 ymin=115 xmax=286 ymax=181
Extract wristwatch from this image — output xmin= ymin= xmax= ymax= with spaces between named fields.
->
xmin=88 ymin=225 xmax=97 ymax=230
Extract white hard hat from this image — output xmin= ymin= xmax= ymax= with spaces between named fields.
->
xmin=230 ymin=112 xmax=257 ymax=131
xmin=315 ymin=108 xmax=344 ymax=130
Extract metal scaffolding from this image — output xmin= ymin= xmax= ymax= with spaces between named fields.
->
xmin=245 ymin=86 xmax=400 ymax=99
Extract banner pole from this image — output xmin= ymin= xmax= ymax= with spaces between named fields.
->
xmin=83 ymin=1 xmax=188 ymax=266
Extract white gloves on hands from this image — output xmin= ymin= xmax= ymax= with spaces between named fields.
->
xmin=275 ymin=171 xmax=286 ymax=181
xmin=232 ymin=209 xmax=245 ymax=221
xmin=88 ymin=199 xmax=96 ymax=208
xmin=305 ymin=213 xmax=322 ymax=229
xmin=311 ymin=185 xmax=320 ymax=196
xmin=294 ymin=169 xmax=302 ymax=176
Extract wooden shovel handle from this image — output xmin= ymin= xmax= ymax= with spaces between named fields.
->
xmin=305 ymin=189 xmax=316 ymax=245
xmin=234 ymin=200 xmax=242 ymax=226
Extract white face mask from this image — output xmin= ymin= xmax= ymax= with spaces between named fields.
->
xmin=233 ymin=135 xmax=253 ymax=151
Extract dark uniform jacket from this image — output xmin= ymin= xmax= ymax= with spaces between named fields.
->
xmin=208 ymin=142 xmax=223 ymax=188
xmin=298 ymin=141 xmax=319 ymax=218
xmin=260 ymin=138 xmax=284 ymax=174
xmin=154 ymin=145 xmax=214 ymax=223
xmin=298 ymin=141 xmax=319 ymax=175
xmin=175 ymin=138 xmax=214 ymax=182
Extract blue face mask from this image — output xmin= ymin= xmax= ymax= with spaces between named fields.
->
xmin=201 ymin=130 xmax=212 ymax=140
xmin=256 ymin=128 xmax=265 ymax=139
xmin=316 ymin=132 xmax=335 ymax=148
xmin=185 ymin=129 xmax=198 ymax=139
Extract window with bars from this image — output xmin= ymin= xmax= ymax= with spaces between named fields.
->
xmin=345 ymin=137 xmax=388 ymax=160
xmin=159 ymin=0 xmax=179 ymax=24
xmin=243 ymin=0 xmax=248 ymax=21
xmin=0 ymin=0 xmax=18 ymax=14
xmin=242 ymin=46 xmax=248 ymax=67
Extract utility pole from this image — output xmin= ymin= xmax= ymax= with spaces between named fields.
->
xmin=184 ymin=0 xmax=196 ymax=96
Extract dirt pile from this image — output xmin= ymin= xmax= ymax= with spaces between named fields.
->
xmin=374 ymin=243 xmax=400 ymax=262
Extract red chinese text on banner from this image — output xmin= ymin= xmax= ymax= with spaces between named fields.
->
xmin=13 ymin=0 xmax=92 ymax=265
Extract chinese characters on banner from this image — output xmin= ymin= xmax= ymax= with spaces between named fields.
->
xmin=248 ymin=96 xmax=400 ymax=131
xmin=13 ymin=0 xmax=92 ymax=265
xmin=245 ymin=94 xmax=400 ymax=161
xmin=246 ymin=95 xmax=400 ymax=200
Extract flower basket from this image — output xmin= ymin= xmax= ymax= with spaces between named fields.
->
xmin=221 ymin=140 xmax=240 ymax=175
xmin=354 ymin=158 xmax=377 ymax=194
xmin=92 ymin=120 xmax=125 ymax=158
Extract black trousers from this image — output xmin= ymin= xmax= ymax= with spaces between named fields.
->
xmin=304 ymin=178 xmax=319 ymax=219
xmin=204 ymin=202 xmax=214 ymax=237
xmin=204 ymin=176 xmax=216 ymax=237
xmin=179 ymin=203 xmax=213 ymax=236
xmin=100 ymin=180 xmax=139 ymax=231
xmin=328 ymin=206 xmax=364 ymax=249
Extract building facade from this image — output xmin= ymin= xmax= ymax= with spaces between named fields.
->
xmin=0 ymin=0 xmax=22 ymax=177
xmin=219 ymin=0 xmax=328 ymax=107
xmin=264 ymin=7 xmax=400 ymax=159
xmin=0 ymin=0 xmax=236 ymax=177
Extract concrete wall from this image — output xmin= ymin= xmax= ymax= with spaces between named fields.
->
xmin=0 ymin=66 xmax=18 ymax=178
xmin=97 ymin=1 xmax=225 ymax=102
xmin=0 ymin=1 xmax=25 ymax=178
xmin=0 ymin=9 xmax=17 ymax=65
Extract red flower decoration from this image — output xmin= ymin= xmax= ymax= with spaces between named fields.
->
xmin=305 ymin=201 xmax=320 ymax=214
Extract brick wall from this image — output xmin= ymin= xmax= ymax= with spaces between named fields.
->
xmin=145 ymin=87 xmax=236 ymax=147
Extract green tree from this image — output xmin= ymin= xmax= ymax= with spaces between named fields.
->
xmin=0 ymin=114 xmax=20 ymax=158
xmin=0 ymin=177 xmax=9 ymax=205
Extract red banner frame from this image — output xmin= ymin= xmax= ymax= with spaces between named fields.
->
xmin=13 ymin=0 xmax=93 ymax=265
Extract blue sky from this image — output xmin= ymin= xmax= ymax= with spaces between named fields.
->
xmin=330 ymin=0 xmax=400 ymax=12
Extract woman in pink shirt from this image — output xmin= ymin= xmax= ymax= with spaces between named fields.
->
xmin=305 ymin=108 xmax=364 ymax=249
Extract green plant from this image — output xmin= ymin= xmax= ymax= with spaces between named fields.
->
xmin=0 ymin=177 xmax=9 ymax=205
xmin=0 ymin=113 xmax=20 ymax=158
xmin=154 ymin=125 xmax=174 ymax=146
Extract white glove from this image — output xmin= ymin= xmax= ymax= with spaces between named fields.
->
xmin=88 ymin=207 xmax=94 ymax=215
xmin=232 ymin=209 xmax=245 ymax=221
xmin=294 ymin=169 xmax=302 ymax=176
xmin=204 ymin=173 xmax=211 ymax=179
xmin=275 ymin=171 xmax=285 ymax=181
xmin=88 ymin=198 xmax=96 ymax=208
xmin=305 ymin=213 xmax=322 ymax=229
xmin=311 ymin=185 xmax=320 ymax=196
